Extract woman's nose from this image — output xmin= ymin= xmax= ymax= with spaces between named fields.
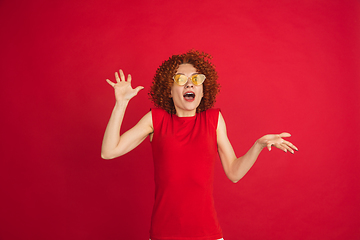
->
xmin=185 ymin=78 xmax=194 ymax=88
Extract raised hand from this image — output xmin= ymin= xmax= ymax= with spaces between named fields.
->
xmin=106 ymin=69 xmax=144 ymax=102
xmin=257 ymin=132 xmax=298 ymax=154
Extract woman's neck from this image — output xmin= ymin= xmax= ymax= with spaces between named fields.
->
xmin=175 ymin=108 xmax=196 ymax=117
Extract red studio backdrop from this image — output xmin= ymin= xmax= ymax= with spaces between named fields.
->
xmin=1 ymin=0 xmax=359 ymax=239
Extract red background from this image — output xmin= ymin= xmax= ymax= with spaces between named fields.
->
xmin=1 ymin=0 xmax=359 ymax=239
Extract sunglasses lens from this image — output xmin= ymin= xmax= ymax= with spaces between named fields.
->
xmin=173 ymin=74 xmax=206 ymax=85
xmin=173 ymin=74 xmax=187 ymax=85
xmin=191 ymin=74 xmax=206 ymax=85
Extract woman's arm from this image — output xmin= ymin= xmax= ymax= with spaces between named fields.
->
xmin=216 ymin=112 xmax=298 ymax=183
xmin=101 ymin=69 xmax=153 ymax=159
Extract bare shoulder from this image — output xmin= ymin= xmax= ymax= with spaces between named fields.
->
xmin=217 ymin=111 xmax=227 ymax=132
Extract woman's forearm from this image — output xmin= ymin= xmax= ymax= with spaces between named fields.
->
xmin=229 ymin=141 xmax=264 ymax=183
xmin=101 ymin=101 xmax=129 ymax=159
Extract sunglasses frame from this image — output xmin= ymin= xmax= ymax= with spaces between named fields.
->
xmin=172 ymin=73 xmax=206 ymax=86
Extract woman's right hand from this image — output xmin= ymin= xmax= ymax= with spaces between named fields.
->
xmin=106 ymin=69 xmax=144 ymax=102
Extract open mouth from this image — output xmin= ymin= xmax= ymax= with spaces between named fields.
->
xmin=183 ymin=92 xmax=195 ymax=101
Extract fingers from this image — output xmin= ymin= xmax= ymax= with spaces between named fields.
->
xmin=268 ymin=142 xmax=288 ymax=153
xmin=115 ymin=69 xmax=129 ymax=82
xmin=277 ymin=133 xmax=298 ymax=153
xmin=119 ymin=69 xmax=126 ymax=82
xmin=115 ymin=70 xmax=121 ymax=83
xmin=283 ymin=140 xmax=299 ymax=152
xmin=106 ymin=79 xmax=115 ymax=87
xmin=267 ymin=140 xmax=298 ymax=154
xmin=279 ymin=132 xmax=291 ymax=138
xmin=263 ymin=133 xmax=298 ymax=154
xmin=135 ymin=86 xmax=145 ymax=93
xmin=276 ymin=141 xmax=298 ymax=154
xmin=281 ymin=143 xmax=293 ymax=154
xmin=110 ymin=69 xmax=132 ymax=87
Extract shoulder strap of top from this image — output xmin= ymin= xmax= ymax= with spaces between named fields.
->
xmin=151 ymin=108 xmax=167 ymax=131
xmin=204 ymin=108 xmax=220 ymax=129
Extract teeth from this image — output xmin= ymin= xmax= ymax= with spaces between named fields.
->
xmin=184 ymin=93 xmax=195 ymax=97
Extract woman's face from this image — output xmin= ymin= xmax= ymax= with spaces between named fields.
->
xmin=171 ymin=63 xmax=203 ymax=117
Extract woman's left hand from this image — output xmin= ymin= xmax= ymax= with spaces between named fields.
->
xmin=257 ymin=133 xmax=298 ymax=154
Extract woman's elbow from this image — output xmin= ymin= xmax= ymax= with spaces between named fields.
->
xmin=101 ymin=151 xmax=117 ymax=160
xmin=226 ymin=172 xmax=243 ymax=183
xmin=101 ymin=149 xmax=125 ymax=159
xmin=101 ymin=153 xmax=111 ymax=160
xmin=229 ymin=177 xmax=241 ymax=184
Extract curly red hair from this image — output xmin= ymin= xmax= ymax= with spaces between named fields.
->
xmin=149 ymin=50 xmax=220 ymax=114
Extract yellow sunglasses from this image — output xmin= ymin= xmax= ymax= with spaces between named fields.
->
xmin=172 ymin=73 xmax=206 ymax=86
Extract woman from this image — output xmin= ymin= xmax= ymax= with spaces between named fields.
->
xmin=101 ymin=50 xmax=298 ymax=240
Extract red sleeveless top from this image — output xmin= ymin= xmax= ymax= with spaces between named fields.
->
xmin=150 ymin=108 xmax=223 ymax=240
